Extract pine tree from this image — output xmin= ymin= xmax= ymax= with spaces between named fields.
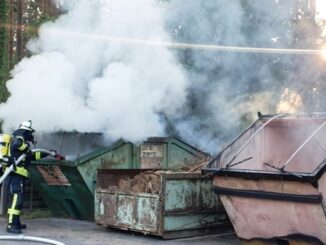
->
xmin=0 ymin=0 xmax=9 ymax=103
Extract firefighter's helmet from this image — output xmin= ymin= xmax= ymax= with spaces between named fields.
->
xmin=19 ymin=120 xmax=35 ymax=132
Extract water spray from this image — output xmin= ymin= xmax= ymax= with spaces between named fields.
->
xmin=48 ymin=29 xmax=326 ymax=56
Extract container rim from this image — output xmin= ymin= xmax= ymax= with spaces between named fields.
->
xmin=202 ymin=158 xmax=326 ymax=183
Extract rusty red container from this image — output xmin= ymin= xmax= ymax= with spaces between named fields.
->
xmin=202 ymin=113 xmax=326 ymax=244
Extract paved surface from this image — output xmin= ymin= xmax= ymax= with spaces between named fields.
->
xmin=0 ymin=217 xmax=241 ymax=245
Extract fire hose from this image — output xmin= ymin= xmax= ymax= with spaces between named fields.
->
xmin=0 ymin=235 xmax=65 ymax=245
xmin=0 ymin=149 xmax=64 ymax=186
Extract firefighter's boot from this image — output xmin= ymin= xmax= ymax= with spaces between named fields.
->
xmin=18 ymin=216 xmax=27 ymax=229
xmin=6 ymin=224 xmax=22 ymax=234
xmin=19 ymin=223 xmax=27 ymax=229
xmin=7 ymin=214 xmax=22 ymax=234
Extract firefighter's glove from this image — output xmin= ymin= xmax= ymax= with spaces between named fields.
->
xmin=55 ymin=153 xmax=65 ymax=161
xmin=3 ymin=156 xmax=16 ymax=171
xmin=3 ymin=156 xmax=15 ymax=167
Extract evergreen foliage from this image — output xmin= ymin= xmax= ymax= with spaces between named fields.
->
xmin=25 ymin=14 xmax=57 ymax=41
xmin=0 ymin=0 xmax=9 ymax=103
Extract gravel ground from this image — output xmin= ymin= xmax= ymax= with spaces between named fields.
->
xmin=0 ymin=217 xmax=240 ymax=245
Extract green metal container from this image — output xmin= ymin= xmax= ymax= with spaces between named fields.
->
xmin=95 ymin=169 xmax=231 ymax=239
xmin=30 ymin=137 xmax=208 ymax=220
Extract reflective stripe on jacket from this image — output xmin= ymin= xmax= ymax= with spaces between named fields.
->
xmin=9 ymin=136 xmax=30 ymax=178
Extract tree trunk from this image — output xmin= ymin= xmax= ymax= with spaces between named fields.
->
xmin=16 ymin=0 xmax=23 ymax=60
xmin=8 ymin=0 xmax=13 ymax=69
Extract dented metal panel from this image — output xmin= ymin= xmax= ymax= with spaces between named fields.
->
xmin=96 ymin=192 xmax=160 ymax=232
xmin=95 ymin=169 xmax=231 ymax=239
xmin=202 ymin=113 xmax=326 ymax=244
xmin=30 ymin=137 xmax=208 ymax=221
xmin=134 ymin=195 xmax=160 ymax=231
xmin=165 ymin=177 xmax=218 ymax=212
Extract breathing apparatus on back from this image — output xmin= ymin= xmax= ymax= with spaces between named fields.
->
xmin=0 ymin=120 xmax=66 ymax=185
xmin=0 ymin=121 xmax=35 ymax=170
xmin=0 ymin=134 xmax=12 ymax=164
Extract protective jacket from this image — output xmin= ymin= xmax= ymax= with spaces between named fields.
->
xmin=6 ymin=128 xmax=49 ymax=233
xmin=9 ymin=129 xmax=48 ymax=178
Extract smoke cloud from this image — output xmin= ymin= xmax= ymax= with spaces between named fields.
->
xmin=0 ymin=0 xmax=187 ymax=143
xmin=164 ymin=0 xmax=326 ymax=151
xmin=1 ymin=0 xmax=325 ymax=153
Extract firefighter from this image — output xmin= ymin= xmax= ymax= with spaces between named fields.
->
xmin=6 ymin=120 xmax=56 ymax=234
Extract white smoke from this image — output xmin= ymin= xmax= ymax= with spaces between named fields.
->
xmin=1 ymin=0 xmax=325 ymax=154
xmin=0 ymin=0 xmax=187 ymax=143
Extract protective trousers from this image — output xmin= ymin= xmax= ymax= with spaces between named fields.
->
xmin=7 ymin=174 xmax=25 ymax=227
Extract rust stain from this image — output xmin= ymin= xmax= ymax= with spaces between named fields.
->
xmin=37 ymin=165 xmax=71 ymax=186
